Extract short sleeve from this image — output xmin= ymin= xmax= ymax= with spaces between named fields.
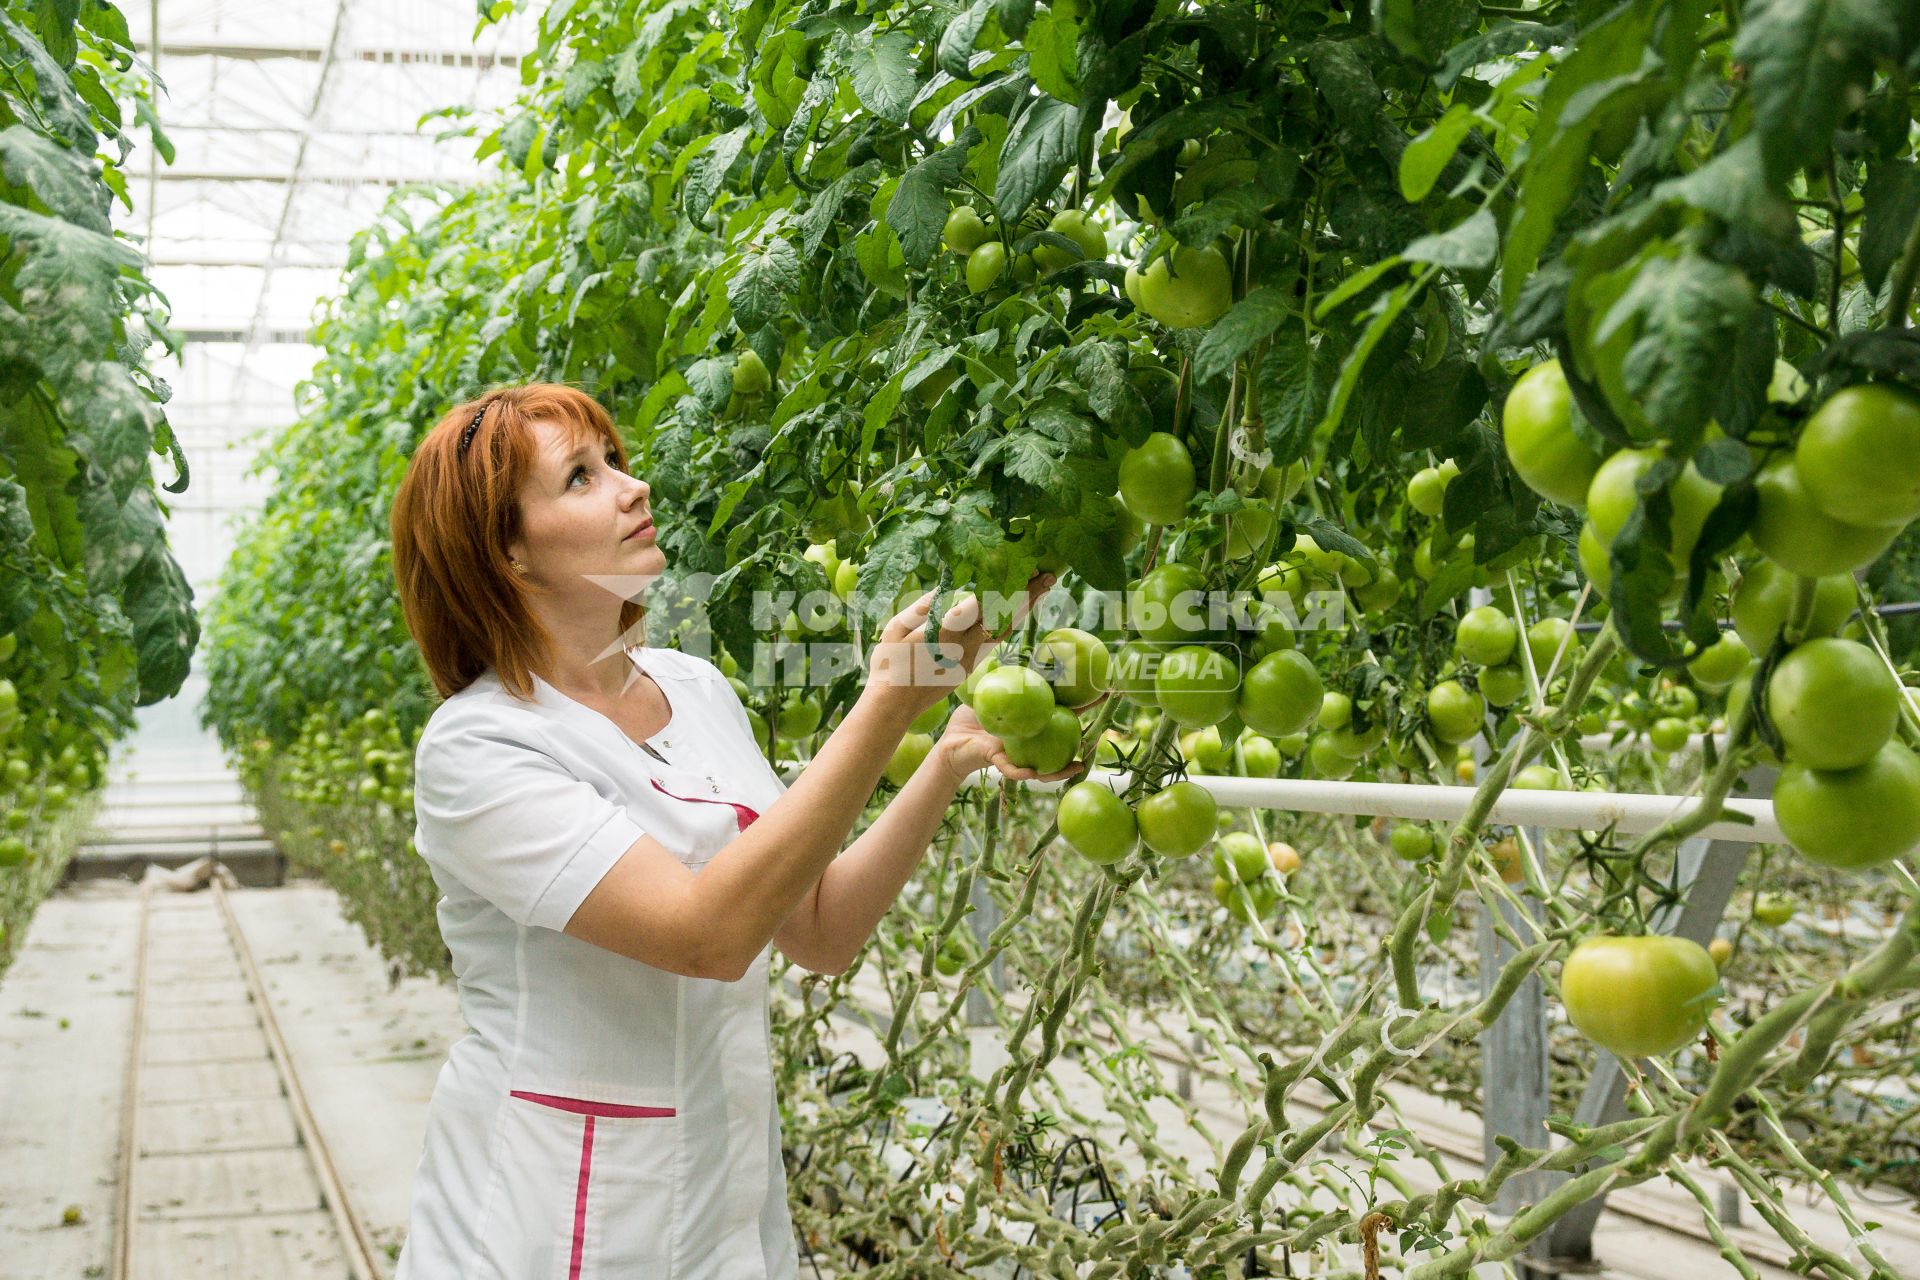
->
xmin=413 ymin=712 xmax=646 ymax=931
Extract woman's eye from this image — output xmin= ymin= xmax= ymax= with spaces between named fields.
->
xmin=568 ymin=466 xmax=589 ymax=487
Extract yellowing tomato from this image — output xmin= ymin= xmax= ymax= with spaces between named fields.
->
xmin=1561 ymin=935 xmax=1719 ymax=1058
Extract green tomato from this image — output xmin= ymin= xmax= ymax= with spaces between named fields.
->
xmin=0 ymin=835 xmax=25 ymax=867
xmin=1136 ymin=781 xmax=1218 ymax=857
xmin=1325 ymin=718 xmax=1386 ymax=761
xmin=1479 ymin=664 xmax=1528 ymax=708
xmin=1794 ymin=383 xmax=1920 ymax=528
xmin=733 ymin=348 xmax=771 ymax=396
xmin=1130 ymin=562 xmax=1208 ymax=644
xmin=1245 ymin=601 xmax=1295 ymax=660
xmin=1390 ymin=824 xmax=1434 ymax=861
xmin=1032 ymin=628 xmax=1110 ymax=707
xmin=1131 ymin=245 xmax=1234 ymax=328
xmin=971 ymin=665 xmax=1055 ymax=739
xmin=832 ymin=559 xmax=860 ymax=601
xmin=1407 ymin=466 xmax=1450 ymax=517
xmin=943 ymin=206 xmax=989 ymax=254
xmin=1309 ymin=732 xmax=1356 ymax=779
xmin=1774 ymin=740 xmax=1920 ymax=869
xmin=1210 ymin=830 xmax=1269 ymax=885
xmin=1766 ymin=638 xmax=1899 ymax=770
xmin=1112 ymin=638 xmax=1162 ymax=706
xmin=909 ymin=700 xmax=948 ymax=735
xmin=1730 ymin=560 xmax=1855 ymax=656
xmin=887 ymin=732 xmax=936 ymax=786
xmin=1561 ymin=935 xmax=1719 ymax=1058
xmin=1456 ymin=605 xmax=1519 ymax=667
xmin=776 ymin=693 xmax=824 ymax=739
xmin=1057 ymin=781 xmax=1138 ymax=864
xmin=1213 ymin=874 xmax=1280 ymax=923
xmin=1685 ymin=632 xmax=1752 ymax=691
xmin=1584 ymin=447 xmax=1723 ymax=562
xmin=1258 ymin=460 xmax=1310 ymax=505
xmin=1237 ymin=650 xmax=1322 ymax=738
xmin=1353 ymin=566 xmax=1403 ymax=614
xmin=0 ymin=633 xmax=14 ymax=665
xmin=1427 ymin=680 xmax=1486 ymax=745
xmin=965 ymin=241 xmax=1009 ymax=294
xmin=1118 ymin=432 xmax=1198 ymax=527
xmin=1502 ymin=359 xmax=1608 ymax=508
xmin=1238 ymin=734 xmax=1281 ymax=778
xmin=1648 ymin=717 xmax=1691 ymax=753
xmin=1154 ymin=645 xmax=1239 ymax=728
xmin=1273 ymin=731 xmax=1308 ymax=758
xmin=955 ymin=652 xmax=1004 ymax=707
xmin=1512 ymin=763 xmax=1560 ymax=790
xmin=1318 ymin=691 xmax=1353 ymax=732
xmin=1752 ymin=892 xmax=1796 ymax=926
xmin=1750 ymin=456 xmax=1900 ymax=578
xmin=1180 ymin=724 xmax=1236 ymax=773
xmin=1224 ymin=499 xmax=1274 ymax=561
xmin=1003 ymin=706 xmax=1081 ymax=773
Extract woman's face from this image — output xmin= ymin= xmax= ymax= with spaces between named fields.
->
xmin=508 ymin=419 xmax=664 ymax=603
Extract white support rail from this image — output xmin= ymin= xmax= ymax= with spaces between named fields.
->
xmin=948 ymin=768 xmax=1782 ymax=845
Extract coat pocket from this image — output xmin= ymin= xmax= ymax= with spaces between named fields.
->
xmin=478 ymin=1091 xmax=679 ymax=1280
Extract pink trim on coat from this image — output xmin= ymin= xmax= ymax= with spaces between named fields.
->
xmin=649 ymin=777 xmax=761 ymax=831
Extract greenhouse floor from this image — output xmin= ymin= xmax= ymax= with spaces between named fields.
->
xmin=2 ymin=879 xmax=1915 ymax=1280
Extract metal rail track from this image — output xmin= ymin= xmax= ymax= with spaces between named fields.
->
xmin=109 ymin=878 xmax=382 ymax=1280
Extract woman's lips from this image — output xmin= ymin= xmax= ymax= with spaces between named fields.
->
xmin=625 ymin=518 xmax=654 ymax=541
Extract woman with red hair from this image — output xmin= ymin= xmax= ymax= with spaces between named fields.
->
xmin=386 ymin=383 xmax=1072 ymax=1279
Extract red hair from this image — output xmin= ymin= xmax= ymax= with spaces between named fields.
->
xmin=391 ymin=382 xmax=644 ymax=701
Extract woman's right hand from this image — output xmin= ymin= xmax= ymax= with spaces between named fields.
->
xmin=865 ymin=572 xmax=1056 ymax=719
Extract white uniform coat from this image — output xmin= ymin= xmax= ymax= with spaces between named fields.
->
xmin=392 ymin=645 xmax=801 ymax=1280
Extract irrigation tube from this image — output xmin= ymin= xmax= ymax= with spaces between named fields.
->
xmin=953 ymin=768 xmax=1783 ymax=845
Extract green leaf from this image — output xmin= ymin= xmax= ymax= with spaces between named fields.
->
xmin=799 ymin=161 xmax=879 ymax=258
xmin=1403 ymin=208 xmax=1498 ymax=270
xmin=1023 ymin=8 xmax=1080 ymax=103
xmin=1860 ymin=158 xmax=1920 ymax=295
xmin=1734 ymin=0 xmax=1900 ymax=184
xmin=854 ymin=224 xmax=908 ymax=297
xmin=1597 ymin=252 xmax=1755 ymax=450
xmin=938 ymin=0 xmax=995 ymax=80
xmin=1070 ymin=341 xmax=1151 ymax=446
xmin=683 ymin=126 xmax=750 ymax=227
xmin=0 ymin=125 xmax=107 ymax=232
xmin=1258 ymin=327 xmax=1339 ymax=467
xmin=1313 ymin=255 xmax=1405 ymax=321
xmin=1656 ymin=135 xmax=1795 ymax=242
xmin=1194 ymin=287 xmax=1291 ymax=384
xmin=1399 ymin=104 xmax=1476 ymax=203
xmin=1501 ymin=4 xmax=1658 ymax=308
xmin=0 ymin=14 xmax=94 ymax=151
xmin=995 ymin=95 xmax=1081 ymax=222
xmin=886 ymin=130 xmax=979 ymax=269
xmin=727 ymin=237 xmax=800 ymax=333
xmin=1316 ymin=278 xmax=1423 ymax=448
xmin=850 ymin=30 xmax=920 ymax=124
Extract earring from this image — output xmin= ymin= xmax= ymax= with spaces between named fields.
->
xmin=511 ymin=561 xmax=528 ymax=575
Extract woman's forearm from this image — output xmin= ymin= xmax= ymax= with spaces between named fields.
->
xmin=801 ymin=739 xmax=971 ymax=973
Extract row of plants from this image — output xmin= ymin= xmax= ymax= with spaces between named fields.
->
xmin=0 ymin=2 xmax=198 ymax=973
xmin=203 ymin=0 xmax=1920 ymax=1273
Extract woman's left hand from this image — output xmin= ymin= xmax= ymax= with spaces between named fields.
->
xmin=931 ymin=703 xmax=1089 ymax=787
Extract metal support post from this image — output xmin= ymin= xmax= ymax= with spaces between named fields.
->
xmin=965 ymin=863 xmax=1009 ymax=1080
xmin=1478 ymin=826 xmax=1555 ymax=1280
